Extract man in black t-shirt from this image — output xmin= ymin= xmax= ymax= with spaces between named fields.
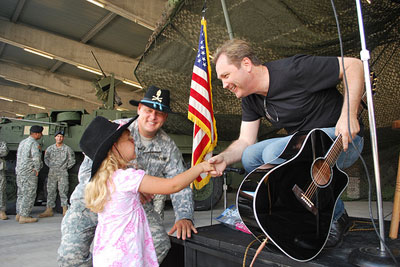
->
xmin=209 ymin=39 xmax=365 ymax=248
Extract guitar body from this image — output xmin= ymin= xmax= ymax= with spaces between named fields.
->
xmin=237 ymin=129 xmax=349 ymax=262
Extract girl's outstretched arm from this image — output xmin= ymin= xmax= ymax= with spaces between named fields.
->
xmin=139 ymin=161 xmax=214 ymax=195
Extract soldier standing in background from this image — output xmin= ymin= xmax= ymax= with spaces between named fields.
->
xmin=15 ymin=125 xmax=43 ymax=224
xmin=39 ymin=131 xmax=75 ymax=218
xmin=0 ymin=140 xmax=9 ymax=220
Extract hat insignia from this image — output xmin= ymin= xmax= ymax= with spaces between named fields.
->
xmin=152 ymin=90 xmax=163 ymax=103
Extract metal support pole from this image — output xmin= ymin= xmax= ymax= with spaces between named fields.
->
xmin=355 ymin=0 xmax=385 ymax=251
xmin=223 ymin=172 xmax=227 ymax=210
xmin=220 ymin=0 xmax=234 ymax=39
xmin=220 ymin=0 xmax=233 ymax=212
xmin=349 ymin=1 xmax=400 ymax=265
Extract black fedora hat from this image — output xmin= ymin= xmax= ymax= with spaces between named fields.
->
xmin=79 ymin=116 xmax=138 ymax=178
xmin=129 ymin=85 xmax=173 ymax=113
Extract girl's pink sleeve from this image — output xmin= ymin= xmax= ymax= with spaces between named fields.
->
xmin=113 ymin=168 xmax=146 ymax=193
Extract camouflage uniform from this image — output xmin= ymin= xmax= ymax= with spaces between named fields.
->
xmin=57 ymin=119 xmax=192 ymax=267
xmin=0 ymin=141 xmax=9 ymax=212
xmin=153 ymin=193 xmax=167 ymax=220
xmin=15 ymin=136 xmax=42 ymax=217
xmin=58 ymin=157 xmax=97 ymax=267
xmin=44 ymin=143 xmax=75 ymax=208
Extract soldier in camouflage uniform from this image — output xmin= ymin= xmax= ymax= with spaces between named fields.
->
xmin=58 ymin=86 xmax=195 ymax=266
xmin=0 ymin=140 xmax=9 ymax=220
xmin=15 ymin=125 xmax=43 ymax=224
xmin=39 ymin=131 xmax=75 ymax=218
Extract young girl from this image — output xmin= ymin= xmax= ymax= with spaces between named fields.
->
xmin=80 ymin=116 xmax=214 ymax=267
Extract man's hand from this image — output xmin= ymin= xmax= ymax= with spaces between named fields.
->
xmin=208 ymin=154 xmax=227 ymax=177
xmin=336 ymin=57 xmax=363 ymax=152
xmin=139 ymin=193 xmax=154 ymax=205
xmin=168 ymin=219 xmax=197 ymax=240
xmin=335 ymin=114 xmax=360 ymax=152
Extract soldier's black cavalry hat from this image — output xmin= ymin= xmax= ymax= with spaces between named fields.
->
xmin=129 ymin=85 xmax=172 ymax=113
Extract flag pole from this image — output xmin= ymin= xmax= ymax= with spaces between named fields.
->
xmin=188 ymin=0 xmax=218 ymax=217
xmin=201 ymin=1 xmax=214 ymax=225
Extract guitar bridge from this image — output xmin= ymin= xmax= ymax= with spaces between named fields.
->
xmin=292 ymin=184 xmax=318 ymax=216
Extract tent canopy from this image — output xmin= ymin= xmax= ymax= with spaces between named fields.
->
xmin=135 ymin=0 xmax=400 ymax=141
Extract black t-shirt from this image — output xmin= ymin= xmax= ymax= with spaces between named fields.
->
xmin=242 ymin=54 xmax=343 ymax=134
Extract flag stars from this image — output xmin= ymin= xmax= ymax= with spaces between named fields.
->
xmin=194 ymin=27 xmax=209 ymax=69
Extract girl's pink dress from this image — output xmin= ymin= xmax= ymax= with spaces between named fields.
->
xmin=92 ymin=168 xmax=159 ymax=267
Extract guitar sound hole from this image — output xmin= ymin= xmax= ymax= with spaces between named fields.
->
xmin=312 ymin=159 xmax=331 ymax=186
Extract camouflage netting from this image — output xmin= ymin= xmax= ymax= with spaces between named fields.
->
xmin=135 ymin=0 xmax=400 ymax=143
xmin=135 ymin=0 xmax=400 ymax=199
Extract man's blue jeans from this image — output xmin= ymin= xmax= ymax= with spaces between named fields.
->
xmin=241 ymin=127 xmax=364 ymax=221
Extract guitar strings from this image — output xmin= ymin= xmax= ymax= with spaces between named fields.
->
xmin=303 ymin=134 xmax=343 ymax=201
xmin=305 ymin=136 xmax=343 ymax=199
xmin=305 ymin=135 xmax=343 ymax=199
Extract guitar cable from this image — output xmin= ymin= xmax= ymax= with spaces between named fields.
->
xmin=242 ymin=235 xmax=269 ymax=267
xmin=330 ymin=0 xmax=398 ymax=265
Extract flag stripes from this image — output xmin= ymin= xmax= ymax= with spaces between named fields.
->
xmin=188 ymin=17 xmax=217 ymax=189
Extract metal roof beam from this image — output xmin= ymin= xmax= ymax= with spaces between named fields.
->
xmin=81 ymin=12 xmax=117 ymax=43
xmin=0 ymin=20 xmax=139 ymax=84
xmin=0 ymin=101 xmax=44 ymax=117
xmin=99 ymin=0 xmax=167 ymax=31
xmin=0 ymin=42 xmax=5 ymax=57
xmin=11 ymin=0 xmax=26 ymax=23
xmin=48 ymin=12 xmax=117 ymax=73
xmin=49 ymin=60 xmax=64 ymax=73
xmin=0 ymin=84 xmax=100 ymax=113
xmin=0 ymin=61 xmax=142 ymax=110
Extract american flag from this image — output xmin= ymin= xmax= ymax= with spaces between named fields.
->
xmin=188 ymin=18 xmax=217 ymax=190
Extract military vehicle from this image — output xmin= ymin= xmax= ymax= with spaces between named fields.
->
xmin=0 ymin=73 xmax=242 ymax=214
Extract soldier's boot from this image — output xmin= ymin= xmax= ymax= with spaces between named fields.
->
xmin=19 ymin=216 xmax=38 ymax=224
xmin=15 ymin=214 xmax=20 ymax=221
xmin=62 ymin=206 xmax=68 ymax=216
xmin=39 ymin=207 xmax=53 ymax=218
xmin=0 ymin=211 xmax=8 ymax=220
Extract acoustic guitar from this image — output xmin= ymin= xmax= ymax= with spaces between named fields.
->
xmin=237 ymin=72 xmax=376 ymax=261
xmin=236 ymin=129 xmax=348 ymax=262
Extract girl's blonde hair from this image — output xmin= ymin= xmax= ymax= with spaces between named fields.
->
xmin=84 ymin=144 xmax=129 ymax=213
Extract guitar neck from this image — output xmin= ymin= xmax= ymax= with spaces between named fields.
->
xmin=327 ymin=82 xmax=367 ymax=167
xmin=325 ymin=134 xmax=343 ymax=167
xmin=324 ymin=74 xmax=370 ymax=168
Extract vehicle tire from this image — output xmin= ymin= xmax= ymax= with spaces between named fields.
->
xmin=193 ymin=176 xmax=223 ymax=211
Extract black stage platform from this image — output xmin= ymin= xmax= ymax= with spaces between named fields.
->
xmin=161 ymin=217 xmax=400 ymax=267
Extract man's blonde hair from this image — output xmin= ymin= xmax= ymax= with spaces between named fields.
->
xmin=84 ymin=148 xmax=129 ymax=213
xmin=213 ymin=39 xmax=262 ymax=67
